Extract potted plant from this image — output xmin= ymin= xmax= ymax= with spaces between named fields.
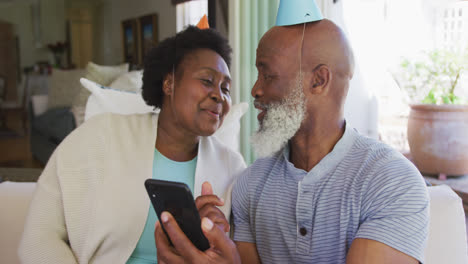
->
xmin=394 ymin=48 xmax=468 ymax=177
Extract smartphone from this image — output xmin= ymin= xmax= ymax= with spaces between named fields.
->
xmin=144 ymin=179 xmax=210 ymax=251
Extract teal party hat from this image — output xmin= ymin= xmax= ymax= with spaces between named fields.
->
xmin=275 ymin=0 xmax=323 ymax=26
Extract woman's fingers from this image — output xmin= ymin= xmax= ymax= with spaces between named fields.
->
xmin=202 ymin=181 xmax=214 ymax=195
xmin=198 ymin=205 xmax=230 ymax=233
xmin=160 ymin=212 xmax=202 ymax=260
xmin=201 ymin=218 xmax=241 ymax=263
xmin=195 ymin=194 xmax=224 ymax=210
xmin=154 ymin=221 xmax=185 ymax=264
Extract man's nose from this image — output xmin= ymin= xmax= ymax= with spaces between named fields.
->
xmin=251 ymin=79 xmax=263 ymax=99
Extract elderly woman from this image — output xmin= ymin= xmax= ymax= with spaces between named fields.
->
xmin=19 ymin=26 xmax=246 ymax=264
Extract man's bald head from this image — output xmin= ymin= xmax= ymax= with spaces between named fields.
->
xmin=257 ymin=19 xmax=354 ymax=108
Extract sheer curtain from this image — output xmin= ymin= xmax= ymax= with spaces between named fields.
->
xmin=316 ymin=0 xmax=379 ymax=139
xmin=229 ymin=0 xmax=279 ymax=164
xmin=229 ymin=0 xmax=383 ymax=163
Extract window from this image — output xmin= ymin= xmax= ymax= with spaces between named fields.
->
xmin=176 ymin=0 xmax=208 ymax=32
xmin=343 ymin=0 xmax=468 ymax=152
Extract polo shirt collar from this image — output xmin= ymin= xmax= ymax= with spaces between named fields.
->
xmin=282 ymin=121 xmax=358 ymax=184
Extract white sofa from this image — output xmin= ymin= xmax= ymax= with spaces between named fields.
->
xmin=1 ymin=182 xmax=467 ymax=264
xmin=0 ymin=182 xmax=36 ymax=264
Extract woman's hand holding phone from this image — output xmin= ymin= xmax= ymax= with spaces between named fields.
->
xmin=155 ymin=212 xmax=241 ymax=264
xmin=154 ymin=181 xmax=241 ymax=264
xmin=196 ymin=182 xmax=230 ymax=233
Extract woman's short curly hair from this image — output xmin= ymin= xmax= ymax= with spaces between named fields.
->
xmin=142 ymin=26 xmax=232 ymax=109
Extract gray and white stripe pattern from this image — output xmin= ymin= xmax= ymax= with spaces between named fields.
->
xmin=232 ymin=125 xmax=429 ymax=263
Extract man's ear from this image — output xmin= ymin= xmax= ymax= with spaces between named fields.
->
xmin=309 ymin=65 xmax=331 ymax=94
xmin=162 ymin=73 xmax=174 ymax=96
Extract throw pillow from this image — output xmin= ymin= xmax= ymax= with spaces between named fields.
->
xmin=80 ymin=78 xmax=155 ymax=121
xmin=72 ymin=62 xmax=130 ymax=126
xmin=85 ymin=62 xmax=129 ymax=86
xmin=31 ymin=94 xmax=49 ymax=116
xmin=80 ymin=78 xmax=249 ymax=151
xmin=108 ymin=70 xmax=143 ymax=92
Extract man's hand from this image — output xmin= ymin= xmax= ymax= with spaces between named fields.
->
xmin=195 ymin=182 xmax=229 ymax=232
xmin=155 ymin=212 xmax=241 ymax=264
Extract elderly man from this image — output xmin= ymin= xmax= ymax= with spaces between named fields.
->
xmin=155 ymin=18 xmax=429 ymax=264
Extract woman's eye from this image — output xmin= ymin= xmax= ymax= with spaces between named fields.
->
xmin=222 ymin=87 xmax=230 ymax=94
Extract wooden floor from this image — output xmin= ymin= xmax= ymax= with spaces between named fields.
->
xmin=0 ymin=112 xmax=43 ymax=169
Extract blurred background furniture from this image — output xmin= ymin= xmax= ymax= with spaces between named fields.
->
xmin=0 ymin=73 xmax=30 ymax=137
xmin=0 ymin=21 xmax=18 ymax=103
xmin=0 ymin=167 xmax=42 ymax=183
xmin=28 ymin=69 xmax=84 ymax=165
xmin=28 ymin=62 xmax=129 ymax=165
xmin=0 ymin=20 xmax=20 ymax=136
xmin=0 ymin=74 xmax=7 ymax=130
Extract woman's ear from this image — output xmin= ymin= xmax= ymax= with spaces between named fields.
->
xmin=162 ymin=73 xmax=174 ymax=96
xmin=309 ymin=65 xmax=331 ymax=94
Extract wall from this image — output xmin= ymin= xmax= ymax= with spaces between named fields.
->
xmin=0 ymin=0 xmax=177 ymax=67
xmin=0 ymin=0 xmax=66 ymax=69
xmin=94 ymin=0 xmax=176 ymax=65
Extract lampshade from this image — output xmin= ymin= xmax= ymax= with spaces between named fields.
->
xmin=275 ymin=0 xmax=323 ymax=26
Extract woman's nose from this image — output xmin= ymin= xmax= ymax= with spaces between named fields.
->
xmin=210 ymin=86 xmax=223 ymax=102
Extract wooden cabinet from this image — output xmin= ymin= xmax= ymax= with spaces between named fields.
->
xmin=0 ymin=20 xmax=18 ymax=102
xmin=67 ymin=7 xmax=93 ymax=68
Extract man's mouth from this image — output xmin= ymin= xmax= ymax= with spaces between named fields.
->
xmin=254 ymin=101 xmax=268 ymax=121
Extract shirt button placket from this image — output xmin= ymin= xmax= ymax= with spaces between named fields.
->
xmin=296 ymin=183 xmax=312 ymax=254
xmin=299 ymin=227 xmax=307 ymax=236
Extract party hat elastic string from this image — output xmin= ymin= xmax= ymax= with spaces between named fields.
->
xmin=299 ymin=22 xmax=306 ymax=79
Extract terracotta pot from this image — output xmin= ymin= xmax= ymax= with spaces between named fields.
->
xmin=407 ymin=104 xmax=468 ymax=176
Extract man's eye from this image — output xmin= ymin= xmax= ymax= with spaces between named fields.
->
xmin=201 ymin=79 xmax=213 ymax=85
xmin=263 ymin=74 xmax=273 ymax=80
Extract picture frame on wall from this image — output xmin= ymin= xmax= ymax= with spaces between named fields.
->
xmin=121 ymin=19 xmax=138 ymax=66
xmin=138 ymin=14 xmax=158 ymax=64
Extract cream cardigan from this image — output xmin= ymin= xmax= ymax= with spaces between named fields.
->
xmin=19 ymin=113 xmax=246 ymax=264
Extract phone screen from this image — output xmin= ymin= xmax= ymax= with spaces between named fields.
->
xmin=145 ymin=179 xmax=210 ymax=251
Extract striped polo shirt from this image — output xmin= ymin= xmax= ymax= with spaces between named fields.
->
xmin=232 ymin=125 xmax=429 ymax=263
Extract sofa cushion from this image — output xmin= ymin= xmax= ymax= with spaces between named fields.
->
xmin=33 ymin=107 xmax=76 ymax=144
xmin=0 ymin=182 xmax=36 ymax=264
xmin=47 ymin=69 xmax=86 ymax=109
xmin=425 ymin=185 xmax=468 ymax=264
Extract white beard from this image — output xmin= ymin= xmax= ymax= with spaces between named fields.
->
xmin=251 ymin=74 xmax=307 ymax=158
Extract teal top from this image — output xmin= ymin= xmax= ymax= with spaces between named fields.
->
xmin=126 ymin=148 xmax=197 ymax=264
